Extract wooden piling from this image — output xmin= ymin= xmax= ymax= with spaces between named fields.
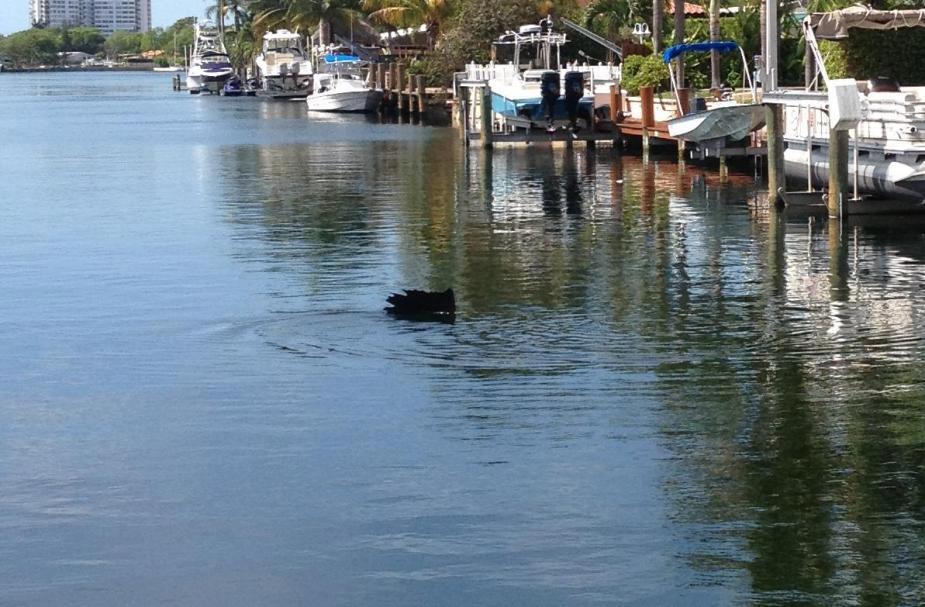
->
xmin=414 ymin=75 xmax=425 ymax=115
xmin=640 ymin=86 xmax=655 ymax=127
xmin=460 ymin=96 xmax=469 ymax=144
xmin=640 ymin=86 xmax=655 ymax=153
xmin=396 ymin=64 xmax=406 ymax=113
xmin=480 ymin=86 xmax=493 ymax=149
xmin=828 ymin=129 xmax=849 ymax=218
xmin=765 ymin=103 xmax=785 ymax=209
xmin=609 ymin=84 xmax=622 ymax=146
xmin=676 ymin=88 xmax=690 ymax=116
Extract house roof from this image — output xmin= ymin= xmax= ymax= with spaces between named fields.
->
xmin=666 ymin=1 xmax=739 ymax=17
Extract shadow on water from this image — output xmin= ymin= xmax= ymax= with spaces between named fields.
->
xmin=216 ymin=129 xmax=925 ymax=603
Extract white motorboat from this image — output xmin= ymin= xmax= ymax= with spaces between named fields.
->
xmin=770 ymin=6 xmax=925 ymax=205
xmin=186 ymin=22 xmax=234 ymax=94
xmin=305 ymin=54 xmax=382 ymax=112
xmin=667 ymin=102 xmax=765 ymax=142
xmin=662 ymin=41 xmax=762 ymax=144
xmin=255 ymin=30 xmax=313 ymax=99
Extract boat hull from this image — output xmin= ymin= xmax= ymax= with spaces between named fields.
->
xmin=187 ymin=69 xmax=234 ymax=92
xmin=666 ymin=104 xmax=765 ymax=143
xmin=306 ymin=89 xmax=382 ymax=112
xmin=784 ymin=143 xmax=925 ymax=204
xmin=260 ymin=74 xmax=312 ymax=98
xmin=490 ymin=92 xmax=594 ymax=128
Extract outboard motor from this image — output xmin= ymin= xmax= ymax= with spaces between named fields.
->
xmin=540 ymin=70 xmax=560 ymax=130
xmin=564 ymin=71 xmax=585 ymax=132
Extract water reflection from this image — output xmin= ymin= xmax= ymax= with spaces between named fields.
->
xmin=216 ymin=135 xmax=925 ymax=603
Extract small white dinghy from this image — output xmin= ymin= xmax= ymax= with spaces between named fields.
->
xmin=661 ymin=41 xmax=763 ymax=144
xmin=667 ymin=103 xmax=766 ymax=143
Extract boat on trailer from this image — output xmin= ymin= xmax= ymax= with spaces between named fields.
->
xmin=480 ymin=17 xmax=620 ymax=131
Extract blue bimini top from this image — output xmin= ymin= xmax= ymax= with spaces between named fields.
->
xmin=662 ymin=41 xmax=740 ymax=63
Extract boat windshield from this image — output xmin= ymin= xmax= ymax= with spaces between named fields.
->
xmin=265 ymin=39 xmax=303 ymax=55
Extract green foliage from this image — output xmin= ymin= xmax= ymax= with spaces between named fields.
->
xmin=621 ymin=53 xmax=669 ymax=94
xmin=818 ymin=39 xmax=848 ymax=79
xmin=104 ymin=31 xmax=144 ymax=57
xmin=839 ymin=28 xmax=925 ymax=85
xmin=0 ymin=28 xmax=62 ymax=66
xmin=66 ymin=27 xmax=105 ymax=54
xmin=425 ymin=0 xmax=539 ymax=82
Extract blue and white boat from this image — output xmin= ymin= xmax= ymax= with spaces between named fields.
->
xmin=482 ymin=19 xmax=620 ymax=130
xmin=186 ymin=22 xmax=235 ymax=94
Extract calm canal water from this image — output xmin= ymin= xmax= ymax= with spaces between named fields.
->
xmin=2 ymin=72 xmax=925 ymax=606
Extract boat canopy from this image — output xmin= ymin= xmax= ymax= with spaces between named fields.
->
xmin=324 ymin=53 xmax=360 ymax=64
xmin=661 ymin=41 xmax=740 ymax=63
xmin=807 ymin=6 xmax=925 ymax=39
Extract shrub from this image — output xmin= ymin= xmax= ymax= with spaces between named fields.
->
xmin=622 ymin=54 xmax=670 ymax=95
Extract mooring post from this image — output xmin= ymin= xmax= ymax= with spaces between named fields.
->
xmin=460 ymin=98 xmax=469 ymax=143
xmin=828 ymin=129 xmax=849 ymax=219
xmin=675 ymin=88 xmax=690 ymax=160
xmin=396 ymin=64 xmax=406 ymax=114
xmin=609 ymin=84 xmax=622 ymax=148
xmin=765 ymin=103 xmax=786 ymax=209
xmin=480 ymin=85 xmax=493 ymax=149
xmin=415 ymin=75 xmax=425 ymax=115
xmin=719 ymin=155 xmax=729 ymax=182
xmin=640 ymin=85 xmax=655 ymax=154
xmin=676 ymin=88 xmax=690 ymax=116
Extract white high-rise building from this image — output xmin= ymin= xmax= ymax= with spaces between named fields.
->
xmin=29 ymin=0 xmax=151 ymax=35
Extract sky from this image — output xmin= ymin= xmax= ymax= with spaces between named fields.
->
xmin=0 ymin=0 xmax=206 ymax=35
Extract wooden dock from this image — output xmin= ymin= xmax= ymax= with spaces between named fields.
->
xmin=370 ymin=63 xmax=451 ymax=121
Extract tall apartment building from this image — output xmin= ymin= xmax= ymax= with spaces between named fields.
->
xmin=29 ymin=0 xmax=151 ymax=36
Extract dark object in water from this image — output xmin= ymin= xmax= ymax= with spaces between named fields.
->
xmin=386 ymin=288 xmax=455 ymax=317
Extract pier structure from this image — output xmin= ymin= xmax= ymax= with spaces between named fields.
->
xmin=370 ymin=62 xmax=451 ymax=122
xmin=454 ymin=71 xmax=767 ymax=173
xmin=762 ymin=88 xmax=858 ymax=219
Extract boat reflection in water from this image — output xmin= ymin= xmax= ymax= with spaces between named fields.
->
xmin=212 ymin=126 xmax=925 ymax=604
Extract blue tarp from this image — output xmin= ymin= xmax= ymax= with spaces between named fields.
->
xmin=661 ymin=41 xmax=740 ymax=63
xmin=324 ymin=53 xmax=360 ymax=64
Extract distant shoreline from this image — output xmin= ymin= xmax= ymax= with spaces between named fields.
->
xmin=2 ymin=65 xmax=159 ymax=73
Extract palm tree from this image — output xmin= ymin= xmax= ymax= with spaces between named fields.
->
xmin=652 ymin=0 xmax=663 ymax=53
xmin=363 ymin=0 xmax=453 ymax=49
xmin=584 ymin=0 xmax=651 ymax=39
xmin=672 ymin=0 xmax=684 ymax=87
xmin=208 ymin=0 xmax=250 ymax=31
xmin=248 ymin=0 xmax=361 ymax=46
xmin=709 ymin=0 xmax=720 ymax=88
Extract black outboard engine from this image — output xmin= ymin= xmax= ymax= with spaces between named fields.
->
xmin=564 ymin=71 xmax=585 ymax=132
xmin=540 ymin=70 xmax=560 ymax=130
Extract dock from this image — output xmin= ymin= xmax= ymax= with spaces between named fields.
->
xmin=454 ymin=78 xmax=768 ymax=175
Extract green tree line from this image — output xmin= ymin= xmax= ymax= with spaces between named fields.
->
xmin=3 ymin=0 xmax=923 ymax=86
xmin=0 ymin=18 xmax=195 ymax=67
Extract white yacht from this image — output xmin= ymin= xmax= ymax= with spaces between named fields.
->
xmin=770 ymin=6 xmax=925 ymax=204
xmin=305 ymin=54 xmax=382 ymax=113
xmin=186 ymin=22 xmax=235 ymax=94
xmin=255 ymin=30 xmax=313 ymax=98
